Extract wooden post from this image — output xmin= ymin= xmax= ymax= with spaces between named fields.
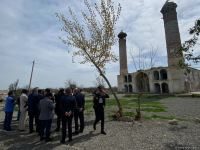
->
xmin=28 ymin=60 xmax=35 ymax=92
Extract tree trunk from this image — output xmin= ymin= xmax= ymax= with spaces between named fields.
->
xmin=82 ymin=50 xmax=123 ymax=117
xmin=100 ymin=72 xmax=123 ymax=117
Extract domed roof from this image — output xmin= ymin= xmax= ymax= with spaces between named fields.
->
xmin=118 ymin=31 xmax=127 ymax=39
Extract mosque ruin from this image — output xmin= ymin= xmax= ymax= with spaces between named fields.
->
xmin=117 ymin=1 xmax=200 ymax=93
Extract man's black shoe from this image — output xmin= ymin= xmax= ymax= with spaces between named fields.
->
xmin=68 ymin=139 xmax=72 ymax=142
xmin=55 ymin=128 xmax=60 ymax=132
xmin=93 ymin=124 xmax=96 ymax=130
xmin=101 ymin=131 xmax=106 ymax=135
xmin=60 ymin=140 xmax=65 ymax=144
xmin=79 ymin=129 xmax=83 ymax=133
xmin=72 ymin=131 xmax=79 ymax=135
xmin=40 ymin=137 xmax=45 ymax=141
xmin=45 ymin=138 xmax=52 ymax=142
xmin=29 ymin=130 xmax=34 ymax=134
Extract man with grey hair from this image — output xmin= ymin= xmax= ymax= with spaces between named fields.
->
xmin=39 ymin=91 xmax=54 ymax=142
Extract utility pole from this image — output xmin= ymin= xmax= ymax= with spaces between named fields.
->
xmin=28 ymin=60 xmax=35 ymax=92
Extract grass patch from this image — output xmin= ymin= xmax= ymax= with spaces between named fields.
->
xmin=141 ymin=107 xmax=166 ymax=112
xmin=84 ymin=94 xmax=168 ymax=117
xmin=84 ymin=99 xmax=93 ymax=110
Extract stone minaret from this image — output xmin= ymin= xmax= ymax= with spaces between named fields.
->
xmin=161 ymin=1 xmax=183 ymax=67
xmin=118 ymin=31 xmax=128 ymax=75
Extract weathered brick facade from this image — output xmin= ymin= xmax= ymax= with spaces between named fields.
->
xmin=161 ymin=1 xmax=183 ymax=67
xmin=117 ymin=1 xmax=200 ymax=94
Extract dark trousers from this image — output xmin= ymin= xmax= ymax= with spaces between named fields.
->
xmin=61 ymin=116 xmax=73 ymax=142
xmin=40 ymin=119 xmax=52 ymax=139
xmin=94 ymin=106 xmax=104 ymax=131
xmin=74 ymin=110 xmax=84 ymax=132
xmin=17 ymin=109 xmax=20 ymax=121
xmin=29 ymin=112 xmax=40 ymax=132
xmin=3 ymin=112 xmax=13 ymax=131
xmin=56 ymin=113 xmax=61 ymax=130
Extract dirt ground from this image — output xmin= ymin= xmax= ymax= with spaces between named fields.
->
xmin=0 ymin=97 xmax=200 ymax=150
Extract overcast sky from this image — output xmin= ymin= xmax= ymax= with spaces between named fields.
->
xmin=0 ymin=0 xmax=199 ymax=89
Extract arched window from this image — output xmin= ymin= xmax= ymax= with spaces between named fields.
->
xmin=128 ymin=75 xmax=132 ymax=82
xmin=160 ymin=69 xmax=168 ymax=80
xmin=153 ymin=71 xmax=159 ymax=80
xmin=124 ymin=76 xmax=128 ymax=83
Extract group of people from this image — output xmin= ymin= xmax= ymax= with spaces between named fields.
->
xmin=3 ymin=85 xmax=109 ymax=143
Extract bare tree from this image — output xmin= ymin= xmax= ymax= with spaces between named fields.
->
xmin=130 ymin=45 xmax=159 ymax=71
xmin=65 ymin=79 xmax=77 ymax=89
xmin=56 ymin=0 xmax=122 ymax=116
xmin=130 ymin=45 xmax=158 ymax=121
xmin=8 ymin=79 xmax=20 ymax=98
xmin=8 ymin=79 xmax=19 ymax=92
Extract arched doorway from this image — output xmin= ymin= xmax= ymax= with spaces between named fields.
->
xmin=124 ymin=85 xmax=128 ymax=93
xmin=153 ymin=71 xmax=159 ymax=80
xmin=135 ymin=72 xmax=150 ymax=92
xmin=154 ymin=83 xmax=161 ymax=93
xmin=129 ymin=84 xmax=133 ymax=93
xmin=161 ymin=83 xmax=169 ymax=93
xmin=160 ymin=69 xmax=168 ymax=80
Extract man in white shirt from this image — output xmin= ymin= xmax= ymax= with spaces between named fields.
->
xmin=19 ymin=89 xmax=28 ymax=131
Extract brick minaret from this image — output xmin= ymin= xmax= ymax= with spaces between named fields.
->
xmin=161 ymin=1 xmax=183 ymax=67
xmin=118 ymin=31 xmax=128 ymax=75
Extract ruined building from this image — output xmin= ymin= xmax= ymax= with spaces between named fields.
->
xmin=117 ymin=1 xmax=200 ymax=93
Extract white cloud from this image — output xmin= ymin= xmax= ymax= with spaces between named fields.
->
xmin=0 ymin=0 xmax=199 ymax=89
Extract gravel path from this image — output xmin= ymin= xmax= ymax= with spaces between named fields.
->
xmin=0 ymin=97 xmax=200 ymax=150
xmin=0 ymin=119 xmax=200 ymax=150
xmin=158 ymin=97 xmax=200 ymax=119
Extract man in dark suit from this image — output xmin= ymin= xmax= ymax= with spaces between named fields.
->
xmin=54 ymin=88 xmax=64 ymax=131
xmin=28 ymin=88 xmax=40 ymax=133
xmin=93 ymin=86 xmax=109 ymax=135
xmin=74 ymin=88 xmax=85 ymax=134
xmin=60 ymin=88 xmax=76 ymax=143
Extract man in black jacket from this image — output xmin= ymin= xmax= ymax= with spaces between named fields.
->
xmin=28 ymin=88 xmax=40 ymax=133
xmin=93 ymin=86 xmax=109 ymax=135
xmin=74 ymin=88 xmax=85 ymax=134
xmin=60 ymin=88 xmax=76 ymax=143
xmin=54 ymin=88 xmax=64 ymax=131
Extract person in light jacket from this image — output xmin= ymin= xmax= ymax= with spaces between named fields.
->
xmin=19 ymin=89 xmax=28 ymax=131
xmin=39 ymin=91 xmax=55 ymax=142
